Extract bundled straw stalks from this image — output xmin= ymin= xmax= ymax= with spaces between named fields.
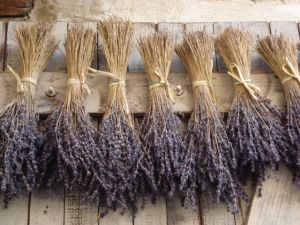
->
xmin=176 ymin=31 xmax=240 ymax=212
xmin=0 ymin=23 xmax=58 ymax=205
xmin=96 ymin=17 xmax=148 ymax=212
xmin=215 ymin=27 xmax=291 ymax=190
xmin=138 ymin=33 xmax=185 ymax=200
xmin=39 ymin=26 xmax=103 ymax=195
xmin=257 ymin=35 xmax=300 ymax=182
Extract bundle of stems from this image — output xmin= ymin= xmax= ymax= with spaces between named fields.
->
xmin=39 ymin=26 xmax=104 ymax=195
xmin=0 ymin=23 xmax=58 ymax=205
xmin=215 ymin=27 xmax=291 ymax=190
xmin=176 ymin=31 xmax=240 ymax=212
xmin=257 ymin=35 xmax=300 ymax=182
xmin=138 ymin=33 xmax=185 ymax=200
xmin=96 ymin=17 xmax=149 ymax=212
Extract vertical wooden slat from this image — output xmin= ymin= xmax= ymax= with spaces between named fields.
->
xmin=247 ymin=165 xmax=300 ymax=225
xmin=44 ymin=22 xmax=68 ymax=72
xmin=167 ymin=196 xmax=200 ymax=225
xmin=213 ymin=22 xmax=242 ymax=72
xmin=246 ymin=21 xmax=300 ymax=225
xmin=0 ymin=21 xmax=5 ymax=71
xmin=128 ymin=23 xmax=156 ymax=72
xmin=0 ymin=193 xmax=29 ymax=225
xmin=134 ymin=197 xmax=167 ymax=225
xmin=29 ymin=188 xmax=64 ymax=225
xmin=185 ymin=22 xmax=217 ymax=72
xmin=241 ymin=22 xmax=271 ymax=73
xmin=157 ymin=23 xmax=185 ymax=72
xmin=99 ymin=210 xmax=132 ymax=225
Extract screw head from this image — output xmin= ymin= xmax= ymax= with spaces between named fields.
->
xmin=174 ymin=85 xmax=183 ymax=96
xmin=46 ymin=86 xmax=56 ymax=97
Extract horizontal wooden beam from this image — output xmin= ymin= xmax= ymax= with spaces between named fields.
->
xmin=0 ymin=72 xmax=284 ymax=115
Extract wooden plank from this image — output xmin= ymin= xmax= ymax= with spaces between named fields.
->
xmin=128 ymin=23 xmax=156 ymax=72
xmin=213 ymin=22 xmax=242 ymax=72
xmin=270 ymin=21 xmax=300 ymax=41
xmin=45 ymin=22 xmax=68 ymax=72
xmin=157 ymin=23 xmax=185 ymax=72
xmin=0 ymin=0 xmax=34 ymax=17
xmin=201 ymin=197 xmax=235 ymax=225
xmin=0 ymin=21 xmax=5 ymax=71
xmin=65 ymin=188 xmax=99 ymax=225
xmin=241 ymin=22 xmax=271 ymax=73
xmin=134 ymin=197 xmax=167 ymax=225
xmin=185 ymin=22 xmax=217 ymax=72
xmin=167 ymin=196 xmax=199 ymax=225
xmin=0 ymin=71 xmax=285 ymax=114
xmin=0 ymin=193 xmax=29 ymax=225
xmin=5 ymin=21 xmax=20 ymax=71
xmin=29 ymin=187 xmax=64 ymax=225
xmin=247 ymin=165 xmax=300 ymax=225
xmin=99 ymin=209 xmax=132 ymax=225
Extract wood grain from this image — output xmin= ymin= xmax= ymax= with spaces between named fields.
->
xmin=134 ymin=197 xmax=167 ymax=225
xmin=0 ymin=193 xmax=29 ymax=225
xmin=99 ymin=209 xmax=132 ymax=225
xmin=29 ymin=188 xmax=64 ymax=225
xmin=0 ymin=0 xmax=33 ymax=17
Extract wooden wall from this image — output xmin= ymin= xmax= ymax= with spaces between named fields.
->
xmin=0 ymin=21 xmax=299 ymax=225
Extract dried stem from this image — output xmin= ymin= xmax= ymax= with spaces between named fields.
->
xmin=176 ymin=31 xmax=240 ymax=212
xmin=96 ymin=17 xmax=145 ymax=212
xmin=257 ymin=35 xmax=300 ymax=182
xmin=0 ymin=22 xmax=58 ymax=205
xmin=39 ymin=26 xmax=102 ymax=196
xmin=215 ymin=27 xmax=291 ymax=191
xmin=138 ymin=33 xmax=185 ymax=200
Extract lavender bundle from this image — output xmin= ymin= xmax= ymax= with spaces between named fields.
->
xmin=39 ymin=26 xmax=103 ymax=193
xmin=0 ymin=23 xmax=58 ymax=204
xmin=138 ymin=33 xmax=185 ymax=200
xmin=257 ymin=35 xmax=300 ymax=182
xmin=215 ymin=27 xmax=291 ymax=190
xmin=96 ymin=17 xmax=147 ymax=212
xmin=176 ymin=31 xmax=240 ymax=212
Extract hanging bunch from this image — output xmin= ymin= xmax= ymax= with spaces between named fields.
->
xmin=215 ymin=27 xmax=291 ymax=190
xmin=0 ymin=23 xmax=58 ymax=205
xmin=39 ymin=26 xmax=104 ymax=194
xmin=257 ymin=35 xmax=300 ymax=182
xmin=176 ymin=31 xmax=240 ymax=212
xmin=138 ymin=33 xmax=185 ymax=200
xmin=96 ymin=17 xmax=149 ymax=212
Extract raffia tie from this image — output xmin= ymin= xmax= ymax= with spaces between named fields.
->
xmin=86 ymin=67 xmax=129 ymax=114
xmin=149 ymin=67 xmax=175 ymax=104
xmin=227 ymin=63 xmax=260 ymax=100
xmin=7 ymin=65 xmax=38 ymax=93
xmin=281 ymin=57 xmax=300 ymax=84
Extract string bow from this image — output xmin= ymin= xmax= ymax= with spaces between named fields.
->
xmin=227 ymin=63 xmax=260 ymax=100
xmin=149 ymin=63 xmax=175 ymax=104
xmin=281 ymin=57 xmax=300 ymax=84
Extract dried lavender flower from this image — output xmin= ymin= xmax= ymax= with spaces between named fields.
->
xmin=39 ymin=26 xmax=106 ymax=198
xmin=0 ymin=23 xmax=58 ymax=205
xmin=215 ymin=27 xmax=291 ymax=191
xmin=257 ymin=35 xmax=300 ymax=183
xmin=176 ymin=31 xmax=240 ymax=212
xmin=138 ymin=33 xmax=185 ymax=200
xmin=96 ymin=17 xmax=150 ymax=213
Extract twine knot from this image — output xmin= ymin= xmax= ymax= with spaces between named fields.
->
xmin=227 ymin=63 xmax=260 ymax=100
xmin=149 ymin=67 xmax=175 ymax=104
xmin=281 ymin=57 xmax=300 ymax=84
xmin=192 ymin=80 xmax=210 ymax=88
xmin=67 ymin=78 xmax=91 ymax=95
xmin=7 ymin=65 xmax=38 ymax=93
